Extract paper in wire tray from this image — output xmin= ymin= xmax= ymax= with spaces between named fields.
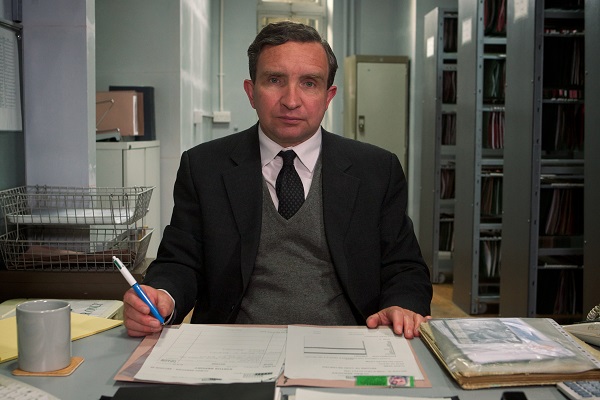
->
xmin=0 ymin=226 xmax=153 ymax=271
xmin=0 ymin=185 xmax=153 ymax=226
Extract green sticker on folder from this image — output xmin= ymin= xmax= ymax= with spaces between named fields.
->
xmin=355 ymin=375 xmax=414 ymax=387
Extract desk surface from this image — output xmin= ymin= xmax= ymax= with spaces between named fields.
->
xmin=0 ymin=326 xmax=570 ymax=400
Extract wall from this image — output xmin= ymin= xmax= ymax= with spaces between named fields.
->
xmin=96 ymin=0 xmax=211 ymax=234
xmin=181 ymin=0 xmax=211 ymax=152
xmin=22 ymin=0 xmax=96 ymax=187
xmin=208 ymin=0 xmax=259 ymax=141
xmin=352 ymin=0 xmax=419 ymax=221
xmin=1 ymin=1 xmax=96 ymax=189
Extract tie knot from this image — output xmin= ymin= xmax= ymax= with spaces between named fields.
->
xmin=279 ymin=150 xmax=297 ymax=166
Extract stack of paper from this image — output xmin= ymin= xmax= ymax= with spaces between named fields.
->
xmin=115 ymin=325 xmax=431 ymax=389
xmin=420 ymin=317 xmax=600 ymax=389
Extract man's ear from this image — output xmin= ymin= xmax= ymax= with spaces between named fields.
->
xmin=243 ymin=79 xmax=256 ymax=109
xmin=326 ymin=85 xmax=337 ymax=108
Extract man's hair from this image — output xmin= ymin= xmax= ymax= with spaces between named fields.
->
xmin=247 ymin=21 xmax=338 ymax=88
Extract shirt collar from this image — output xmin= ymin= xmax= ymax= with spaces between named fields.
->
xmin=258 ymin=126 xmax=322 ymax=172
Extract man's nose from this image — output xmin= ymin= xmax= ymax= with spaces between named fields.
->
xmin=281 ymin=84 xmax=301 ymax=109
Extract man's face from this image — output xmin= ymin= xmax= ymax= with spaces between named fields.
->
xmin=244 ymin=41 xmax=337 ymax=147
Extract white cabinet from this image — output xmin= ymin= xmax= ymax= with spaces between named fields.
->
xmin=97 ymin=141 xmax=160 ymax=259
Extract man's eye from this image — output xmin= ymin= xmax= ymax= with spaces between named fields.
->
xmin=269 ymin=77 xmax=279 ymax=84
xmin=304 ymin=81 xmax=316 ymax=88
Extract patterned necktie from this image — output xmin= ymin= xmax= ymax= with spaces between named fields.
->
xmin=276 ymin=150 xmax=305 ymax=219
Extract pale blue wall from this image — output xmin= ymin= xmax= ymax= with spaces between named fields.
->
xmin=208 ymin=0 xmax=258 ymax=141
xmin=22 ymin=0 xmax=96 ymax=187
xmin=96 ymin=0 xmax=211 ymax=232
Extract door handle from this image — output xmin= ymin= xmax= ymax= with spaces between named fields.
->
xmin=358 ymin=115 xmax=365 ymax=134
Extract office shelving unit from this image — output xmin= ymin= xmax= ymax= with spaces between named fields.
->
xmin=501 ymin=0 xmax=598 ymax=323
xmin=453 ymin=0 xmax=506 ymax=314
xmin=420 ymin=7 xmax=458 ymax=284
xmin=583 ymin=0 xmax=600 ymax=319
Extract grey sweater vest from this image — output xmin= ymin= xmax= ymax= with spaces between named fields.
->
xmin=236 ymin=159 xmax=356 ymax=325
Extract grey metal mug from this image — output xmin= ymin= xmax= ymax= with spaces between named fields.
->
xmin=16 ymin=299 xmax=72 ymax=372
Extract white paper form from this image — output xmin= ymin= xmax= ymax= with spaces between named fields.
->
xmin=134 ymin=325 xmax=287 ymax=384
xmin=284 ymin=326 xmax=424 ymax=381
xmin=294 ymin=388 xmax=452 ymax=400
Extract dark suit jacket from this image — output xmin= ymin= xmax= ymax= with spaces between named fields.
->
xmin=144 ymin=124 xmax=432 ymax=324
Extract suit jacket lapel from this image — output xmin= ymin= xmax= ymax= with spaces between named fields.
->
xmin=222 ymin=127 xmax=263 ymax=288
xmin=321 ymin=131 xmax=360 ymax=289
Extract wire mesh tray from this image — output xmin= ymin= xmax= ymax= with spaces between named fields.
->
xmin=0 ymin=226 xmax=153 ymax=271
xmin=0 ymin=186 xmax=154 ymax=226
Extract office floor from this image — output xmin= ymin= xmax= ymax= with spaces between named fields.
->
xmin=431 ymin=283 xmax=470 ymax=318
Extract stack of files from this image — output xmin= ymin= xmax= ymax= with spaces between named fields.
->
xmin=483 ymin=59 xmax=506 ymax=104
xmin=480 ymin=175 xmax=503 ymax=216
xmin=553 ymin=269 xmax=577 ymax=315
xmin=440 ymin=168 xmax=455 ymax=199
xmin=442 ymin=71 xmax=457 ymax=104
xmin=479 ymin=238 xmax=501 ymax=279
xmin=443 ymin=15 xmax=457 ymax=53
xmin=484 ymin=0 xmax=506 ymax=36
xmin=483 ymin=111 xmax=504 ymax=149
xmin=541 ymin=104 xmax=584 ymax=153
xmin=419 ymin=317 xmax=600 ymax=389
xmin=439 ymin=216 xmax=454 ymax=252
xmin=543 ymin=188 xmax=582 ymax=236
xmin=441 ymin=113 xmax=456 ymax=145
xmin=543 ymin=38 xmax=584 ymax=92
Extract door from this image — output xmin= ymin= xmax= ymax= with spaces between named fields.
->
xmin=355 ymin=61 xmax=409 ymax=170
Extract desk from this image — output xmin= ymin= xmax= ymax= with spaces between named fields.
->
xmin=0 ymin=326 xmax=570 ymax=400
xmin=0 ymin=261 xmax=149 ymax=303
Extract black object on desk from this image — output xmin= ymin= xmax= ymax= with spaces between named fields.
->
xmin=111 ymin=382 xmax=275 ymax=400
xmin=501 ymin=391 xmax=528 ymax=400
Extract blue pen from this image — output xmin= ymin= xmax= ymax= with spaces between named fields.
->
xmin=113 ymin=256 xmax=165 ymax=325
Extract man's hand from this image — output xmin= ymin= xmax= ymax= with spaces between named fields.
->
xmin=123 ymin=285 xmax=174 ymax=337
xmin=366 ymin=306 xmax=432 ymax=338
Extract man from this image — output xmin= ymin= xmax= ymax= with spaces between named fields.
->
xmin=123 ymin=21 xmax=432 ymax=338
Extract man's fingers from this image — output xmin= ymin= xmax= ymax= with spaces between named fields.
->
xmin=367 ymin=306 xmax=428 ymax=339
xmin=123 ymin=286 xmax=167 ymax=337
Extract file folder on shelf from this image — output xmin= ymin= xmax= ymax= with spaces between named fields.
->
xmin=109 ymin=86 xmax=156 ymax=141
xmin=96 ymin=91 xmax=144 ymax=137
